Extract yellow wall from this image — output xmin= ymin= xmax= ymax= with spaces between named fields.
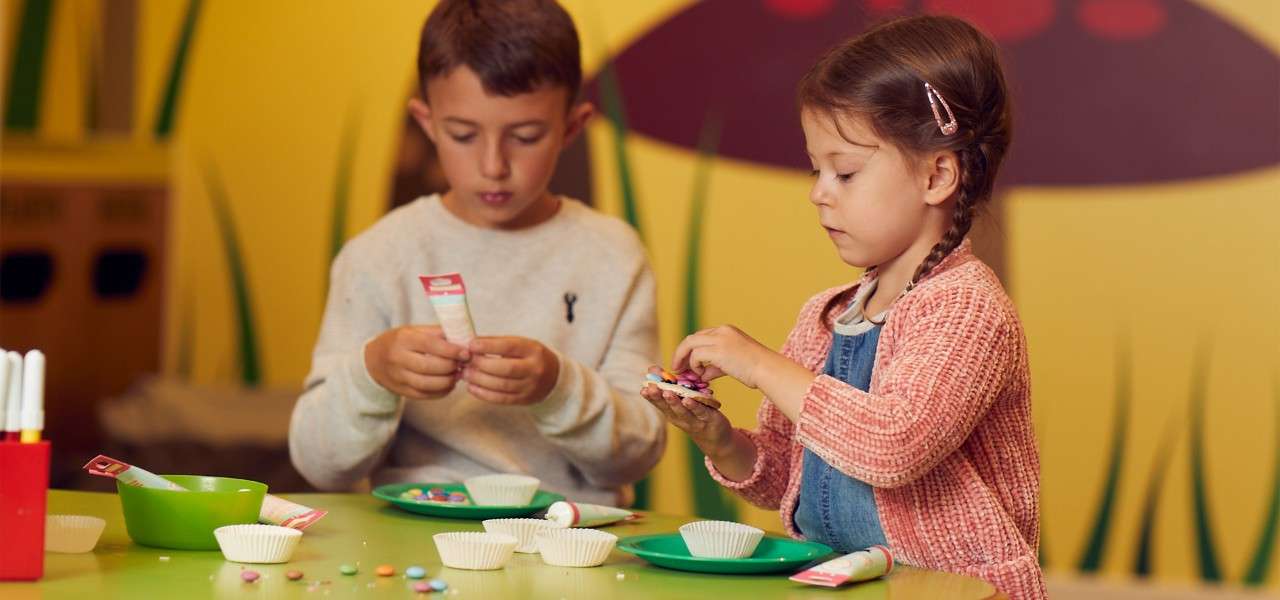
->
xmin=3 ymin=0 xmax=1276 ymax=587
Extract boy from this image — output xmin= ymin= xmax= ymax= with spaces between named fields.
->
xmin=289 ymin=0 xmax=665 ymax=506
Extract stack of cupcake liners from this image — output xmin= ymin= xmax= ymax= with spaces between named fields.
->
xmin=535 ymin=528 xmax=618 ymax=567
xmin=433 ymin=532 xmax=519 ymax=570
xmin=213 ymin=524 xmax=303 ymax=564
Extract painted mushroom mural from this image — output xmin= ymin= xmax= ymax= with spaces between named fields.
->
xmin=580 ymin=0 xmax=1280 ymax=275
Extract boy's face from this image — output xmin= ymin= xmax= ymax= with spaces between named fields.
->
xmin=410 ymin=66 xmax=592 ymax=229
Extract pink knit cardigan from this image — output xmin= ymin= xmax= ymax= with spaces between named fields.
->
xmin=707 ymin=240 xmax=1045 ymax=599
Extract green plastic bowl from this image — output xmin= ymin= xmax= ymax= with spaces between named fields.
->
xmin=117 ymin=475 xmax=266 ymax=550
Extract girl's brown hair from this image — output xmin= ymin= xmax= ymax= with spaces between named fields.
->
xmin=799 ymin=15 xmax=1012 ymax=326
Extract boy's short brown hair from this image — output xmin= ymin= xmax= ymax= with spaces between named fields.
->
xmin=417 ymin=0 xmax=582 ymax=104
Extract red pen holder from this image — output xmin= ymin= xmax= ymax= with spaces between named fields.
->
xmin=0 ymin=441 xmax=51 ymax=581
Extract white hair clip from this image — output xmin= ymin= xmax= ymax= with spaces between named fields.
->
xmin=924 ymin=82 xmax=958 ymax=136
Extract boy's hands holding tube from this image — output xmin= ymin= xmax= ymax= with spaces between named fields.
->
xmin=364 ymin=325 xmax=469 ymax=400
xmin=462 ymin=336 xmax=560 ymax=406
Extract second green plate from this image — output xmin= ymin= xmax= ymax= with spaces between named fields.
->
xmin=617 ymin=533 xmax=833 ymax=574
xmin=372 ymin=483 xmax=564 ymax=519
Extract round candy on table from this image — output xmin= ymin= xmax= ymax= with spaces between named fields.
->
xmin=412 ymin=581 xmax=432 ymax=593
xmin=285 ymin=570 xmax=304 ymax=581
xmin=375 ymin=564 xmax=395 ymax=577
xmin=241 ymin=570 xmax=260 ymax=583
xmin=339 ymin=564 xmax=358 ymax=576
xmin=429 ymin=579 xmax=448 ymax=592
xmin=405 ymin=565 xmax=427 ymax=580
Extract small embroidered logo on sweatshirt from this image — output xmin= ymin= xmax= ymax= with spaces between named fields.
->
xmin=564 ymin=292 xmax=578 ymax=323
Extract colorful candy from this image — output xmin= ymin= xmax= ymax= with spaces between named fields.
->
xmin=643 ymin=366 xmax=721 ymax=409
xmin=286 ymin=570 xmax=304 ymax=581
xmin=375 ymin=564 xmax=395 ymax=577
xmin=429 ymin=579 xmax=449 ymax=592
xmin=649 ymin=368 xmax=714 ymax=394
xmin=241 ymin=570 xmax=260 ymax=583
xmin=405 ymin=565 xmax=427 ymax=579
xmin=399 ymin=487 xmax=471 ymax=504
xmin=413 ymin=581 xmax=432 ymax=593
xmin=339 ymin=563 xmax=358 ymax=575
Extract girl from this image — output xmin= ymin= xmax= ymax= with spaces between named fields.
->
xmin=642 ymin=15 xmax=1044 ymax=600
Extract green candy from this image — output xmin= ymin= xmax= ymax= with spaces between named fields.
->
xmin=339 ymin=564 xmax=358 ymax=576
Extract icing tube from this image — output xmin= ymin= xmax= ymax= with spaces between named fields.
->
xmin=83 ymin=455 xmax=327 ymax=530
xmin=789 ymin=545 xmax=893 ymax=587
xmin=420 ymin=273 xmax=477 ymax=345
xmin=545 ymin=501 xmax=636 ymax=527
xmin=259 ymin=494 xmax=328 ymax=530
xmin=84 ymin=454 xmax=187 ymax=491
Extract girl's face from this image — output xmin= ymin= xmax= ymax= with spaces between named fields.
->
xmin=801 ymin=109 xmax=934 ymax=269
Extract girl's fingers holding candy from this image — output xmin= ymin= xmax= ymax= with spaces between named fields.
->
xmin=664 ymin=392 xmax=696 ymax=421
xmin=687 ymin=347 xmax=719 ymax=379
xmin=670 ymin=332 xmax=711 ymax=372
xmin=682 ymin=397 xmax=714 ymax=421
xmin=643 ymin=385 xmax=679 ymax=417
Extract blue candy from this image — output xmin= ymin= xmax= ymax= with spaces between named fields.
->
xmin=430 ymin=579 xmax=448 ymax=591
xmin=645 ymin=373 xmax=663 ymax=382
xmin=405 ymin=565 xmax=427 ymax=579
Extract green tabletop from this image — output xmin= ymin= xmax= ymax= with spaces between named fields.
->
xmin=9 ymin=490 xmax=999 ymax=599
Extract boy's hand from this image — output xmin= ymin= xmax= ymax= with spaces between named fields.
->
xmin=364 ymin=325 xmax=469 ymax=400
xmin=640 ymin=381 xmax=735 ymax=458
xmin=671 ymin=325 xmax=774 ymax=389
xmin=463 ymin=337 xmax=560 ymax=405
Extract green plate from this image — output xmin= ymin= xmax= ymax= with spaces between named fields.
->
xmin=617 ymin=533 xmax=833 ymax=574
xmin=372 ymin=483 xmax=564 ymax=519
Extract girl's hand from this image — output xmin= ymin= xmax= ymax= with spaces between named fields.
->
xmin=641 ymin=381 xmax=735 ymax=457
xmin=671 ymin=325 xmax=775 ymax=389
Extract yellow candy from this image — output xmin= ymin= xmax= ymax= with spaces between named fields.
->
xmin=407 ymin=488 xmax=423 ymax=496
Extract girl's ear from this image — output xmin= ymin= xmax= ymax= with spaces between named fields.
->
xmin=408 ymin=97 xmax=437 ymax=144
xmin=562 ymin=101 xmax=596 ymax=148
xmin=924 ymin=150 xmax=960 ymax=206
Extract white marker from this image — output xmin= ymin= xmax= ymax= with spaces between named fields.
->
xmin=20 ymin=350 xmax=44 ymax=443
xmin=0 ymin=349 xmax=8 ymax=441
xmin=4 ymin=352 xmax=22 ymax=441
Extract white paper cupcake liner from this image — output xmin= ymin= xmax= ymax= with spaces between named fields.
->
xmin=433 ymin=532 xmax=518 ymax=570
xmin=482 ymin=518 xmax=562 ymax=553
xmin=214 ymin=524 xmax=302 ymax=564
xmin=535 ymin=528 xmax=617 ymax=567
xmin=679 ymin=521 xmax=764 ymax=559
xmin=463 ymin=474 xmax=540 ymax=506
xmin=45 ymin=515 xmax=106 ymax=554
